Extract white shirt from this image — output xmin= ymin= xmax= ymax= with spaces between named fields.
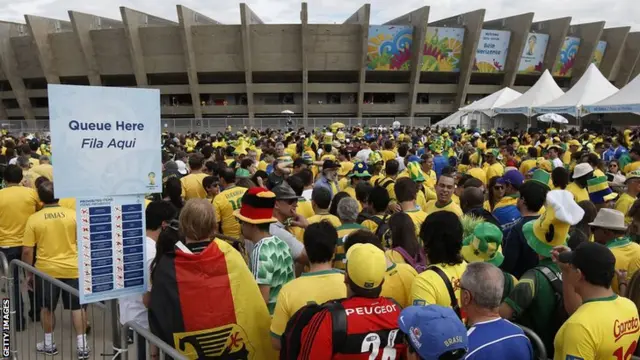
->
xmin=118 ymin=237 xmax=156 ymax=328
xmin=355 ymin=148 xmax=372 ymax=163
xmin=396 ymin=156 xmax=406 ymax=171
xmin=302 ymin=188 xmax=313 ymax=201
xmin=551 ymin=158 xmax=563 ymax=169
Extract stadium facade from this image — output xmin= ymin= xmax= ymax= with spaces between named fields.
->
xmin=0 ymin=3 xmax=638 ymax=129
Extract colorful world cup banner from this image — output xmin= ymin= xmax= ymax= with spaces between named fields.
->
xmin=592 ymin=40 xmax=607 ymax=67
xmin=77 ymin=195 xmax=147 ymax=304
xmin=422 ymin=27 xmax=465 ymax=72
xmin=49 ymin=84 xmax=161 ymax=198
xmin=473 ymin=29 xmax=511 ymax=73
xmin=552 ymin=36 xmax=581 ymax=77
xmin=366 ymin=25 xmax=413 ymax=70
xmin=518 ymin=33 xmax=550 ymax=74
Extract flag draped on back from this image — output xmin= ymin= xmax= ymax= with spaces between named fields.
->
xmin=149 ymin=239 xmax=276 ymax=359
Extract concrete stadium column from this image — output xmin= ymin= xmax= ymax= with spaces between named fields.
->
xmin=24 ymin=15 xmax=73 ymax=84
xmin=0 ymin=22 xmax=35 ymax=122
xmin=598 ymin=27 xmax=630 ymax=80
xmin=483 ymin=13 xmax=534 ymax=87
xmin=614 ymin=32 xmax=640 ymax=87
xmin=431 ymin=9 xmax=486 ymax=110
xmin=240 ymin=3 xmax=263 ymax=125
xmin=531 ymin=17 xmax=571 ymax=72
xmin=300 ymin=3 xmax=309 ymax=126
xmin=344 ymin=4 xmax=370 ymax=120
xmin=69 ymin=12 xmax=122 ymax=86
xmin=120 ymin=7 xmax=177 ymax=87
xmin=568 ymin=21 xmax=605 ymax=85
xmin=384 ymin=6 xmax=430 ymax=125
xmin=177 ymin=6 xmax=220 ymax=120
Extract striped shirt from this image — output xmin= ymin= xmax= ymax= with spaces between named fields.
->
xmin=334 ymin=223 xmax=365 ymax=270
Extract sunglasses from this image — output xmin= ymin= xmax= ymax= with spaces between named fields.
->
xmin=282 ymin=199 xmax=297 ymax=205
xmin=493 ymin=186 xmax=505 ymax=190
xmin=609 ymin=164 xmax=618 ymax=168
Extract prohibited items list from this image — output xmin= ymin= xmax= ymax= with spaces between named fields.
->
xmin=77 ymin=196 xmax=147 ymax=304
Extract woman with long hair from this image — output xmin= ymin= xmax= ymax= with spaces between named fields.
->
xmin=162 ymin=177 xmax=183 ymax=217
xmin=486 ymin=176 xmax=504 ymax=212
xmin=386 ymin=212 xmax=425 ymax=269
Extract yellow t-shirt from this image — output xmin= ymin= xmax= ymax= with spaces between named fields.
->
xmin=553 ymin=295 xmax=639 ymax=360
xmin=22 ymin=205 xmax=78 ymax=278
xmin=335 ymin=223 xmax=365 ymax=270
xmin=381 ymin=263 xmax=418 ymax=309
xmin=452 ymin=194 xmax=460 ymax=205
xmin=213 ymin=186 xmax=247 ymax=239
xmin=608 ymin=238 xmax=640 ymax=294
xmin=375 ymin=177 xmax=396 ymax=202
xmin=623 ymin=161 xmax=640 ymax=175
xmin=519 ymin=159 xmax=537 ymax=176
xmin=270 ymin=269 xmax=346 ymax=338
xmin=342 ymin=186 xmax=362 ymax=212
xmin=467 ymin=167 xmax=487 ymax=185
xmin=30 ymin=163 xmax=54 ymax=181
xmin=405 ymin=209 xmax=427 ymax=236
xmin=486 ymin=162 xmax=504 ymax=184
xmin=362 ymin=214 xmax=385 ymax=234
xmin=380 ymin=150 xmax=397 ymax=163
xmin=566 ymin=182 xmax=590 ymax=203
xmin=370 ymin=174 xmax=383 ymax=186
xmin=385 ymin=249 xmax=406 ymax=264
xmin=308 ymin=213 xmax=341 ymax=228
xmin=59 ymin=198 xmax=76 ymax=211
xmin=562 ymin=151 xmax=573 ymax=165
xmin=0 ymin=186 xmax=40 ymax=247
xmin=297 ymin=198 xmax=315 ymax=219
xmin=425 ymin=169 xmax=437 ymax=189
xmin=615 ymin=193 xmax=636 ymax=225
xmin=416 ymin=187 xmax=436 ymax=212
xmin=411 ymin=262 xmax=467 ymax=308
xmin=180 ymin=173 xmax=208 ymax=200
xmin=424 ymin=200 xmax=463 ymax=217
xmin=594 ymin=168 xmax=606 ymax=178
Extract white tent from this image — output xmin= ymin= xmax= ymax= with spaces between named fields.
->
xmin=460 ymin=87 xmax=522 ymax=117
xmin=533 ymin=64 xmax=618 ymax=116
xmin=583 ymin=73 xmax=640 ymax=114
xmin=438 ymin=110 xmax=467 ymax=126
xmin=494 ymin=70 xmax=564 ymax=117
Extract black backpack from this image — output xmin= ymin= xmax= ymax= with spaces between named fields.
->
xmin=534 ymin=266 xmax=569 ymax=335
xmin=365 ymin=214 xmax=391 ymax=248
xmin=280 ymin=301 xmax=347 ymax=360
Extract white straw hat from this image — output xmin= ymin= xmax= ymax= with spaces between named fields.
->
xmin=588 ymin=208 xmax=627 ymax=231
xmin=573 ymin=163 xmax=593 ymax=179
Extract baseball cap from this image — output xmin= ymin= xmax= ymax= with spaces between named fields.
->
xmin=346 ymin=243 xmax=386 ymax=290
xmin=322 ymin=160 xmax=341 ymax=170
xmin=625 ymin=169 xmax=640 ymax=184
xmin=497 ymin=170 xmax=524 ymax=188
xmin=558 ymin=242 xmax=616 ymax=285
xmin=398 ymin=305 xmax=468 ymax=360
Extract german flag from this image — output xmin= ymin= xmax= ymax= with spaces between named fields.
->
xmin=149 ymin=239 xmax=276 ymax=359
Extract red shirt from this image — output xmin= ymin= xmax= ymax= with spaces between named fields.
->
xmin=298 ymin=297 xmax=407 ymax=360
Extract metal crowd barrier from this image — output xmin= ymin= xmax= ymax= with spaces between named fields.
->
xmin=121 ymin=322 xmax=188 ymax=360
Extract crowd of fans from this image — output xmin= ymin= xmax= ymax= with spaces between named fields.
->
xmin=2 ymin=123 xmax=640 ymax=359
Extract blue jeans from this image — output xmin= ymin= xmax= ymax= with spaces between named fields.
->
xmin=0 ymin=247 xmax=25 ymax=327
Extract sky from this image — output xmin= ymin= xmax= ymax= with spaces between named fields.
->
xmin=0 ymin=0 xmax=638 ymax=30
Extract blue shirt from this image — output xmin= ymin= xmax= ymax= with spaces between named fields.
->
xmin=314 ymin=176 xmax=337 ymax=198
xmin=433 ymin=154 xmax=448 ymax=178
xmin=466 ymin=318 xmax=533 ymax=360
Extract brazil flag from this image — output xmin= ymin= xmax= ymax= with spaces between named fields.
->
xmin=149 ymin=239 xmax=276 ymax=359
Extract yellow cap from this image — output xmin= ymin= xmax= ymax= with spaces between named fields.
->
xmin=568 ymin=139 xmax=581 ymax=147
xmin=346 ymin=244 xmax=386 ymax=289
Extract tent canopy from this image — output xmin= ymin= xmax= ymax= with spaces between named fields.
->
xmin=494 ymin=70 xmax=564 ymax=116
xmin=583 ymin=73 xmax=640 ymax=114
xmin=461 ymin=87 xmax=522 ymax=117
xmin=438 ymin=110 xmax=466 ymax=126
xmin=533 ymin=64 xmax=618 ymax=116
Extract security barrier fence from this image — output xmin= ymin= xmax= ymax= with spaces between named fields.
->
xmin=1 ymin=117 xmax=433 ymax=135
xmin=0 ymin=252 xmax=186 ymax=360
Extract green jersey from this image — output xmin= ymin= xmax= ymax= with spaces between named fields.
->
xmin=250 ymin=236 xmax=295 ymax=315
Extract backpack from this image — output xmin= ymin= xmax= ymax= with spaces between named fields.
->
xmin=369 ymin=214 xmax=392 ymax=248
xmin=375 ymin=178 xmax=395 ymax=190
xmin=280 ymin=301 xmax=347 ymax=360
xmin=427 ymin=265 xmax=462 ymax=319
xmin=534 ymin=265 xmax=569 ymax=336
xmin=393 ymin=247 xmax=427 ymax=273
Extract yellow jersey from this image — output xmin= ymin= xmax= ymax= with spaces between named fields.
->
xmin=411 ymin=262 xmax=467 ymax=308
xmin=370 ymin=174 xmax=383 ymax=186
xmin=424 ymin=200 xmax=463 ymax=217
xmin=425 ymin=169 xmax=437 ymax=189
xmin=180 ymin=173 xmax=208 ymax=200
xmin=0 ymin=186 xmax=40 ymax=247
xmin=554 ymin=295 xmax=639 ymax=360
xmin=486 ymin=162 xmax=504 ymax=184
xmin=452 ymin=193 xmax=460 ymax=205
xmin=30 ymin=163 xmax=53 ymax=181
xmin=59 ymin=198 xmax=77 ymax=211
xmin=23 ymin=205 xmax=78 ymax=278
xmin=341 ymin=186 xmax=362 ymax=212
xmin=335 ymin=223 xmax=365 ymax=269
xmin=566 ymin=182 xmax=590 ymax=203
xmin=385 ymin=249 xmax=406 ymax=264
xmin=308 ymin=213 xmax=341 ymax=228
xmin=607 ymin=237 xmax=640 ymax=294
xmin=213 ymin=186 xmax=247 ymax=238
xmin=467 ymin=167 xmax=487 ymax=185
xmin=382 ymin=263 xmax=418 ymax=309
xmin=623 ymin=161 xmax=640 ymax=175
xmin=380 ymin=150 xmax=396 ymax=163
xmin=375 ymin=177 xmax=397 ymax=202
xmin=405 ymin=208 xmax=427 ymax=236
xmin=270 ymin=269 xmax=346 ymax=338
xmin=519 ymin=159 xmax=537 ymax=176
xmin=362 ymin=214 xmax=386 ymax=234
xmin=338 ymin=177 xmax=350 ymax=191
xmin=615 ymin=193 xmax=636 ymax=225
xmin=297 ymin=198 xmax=315 ymax=219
